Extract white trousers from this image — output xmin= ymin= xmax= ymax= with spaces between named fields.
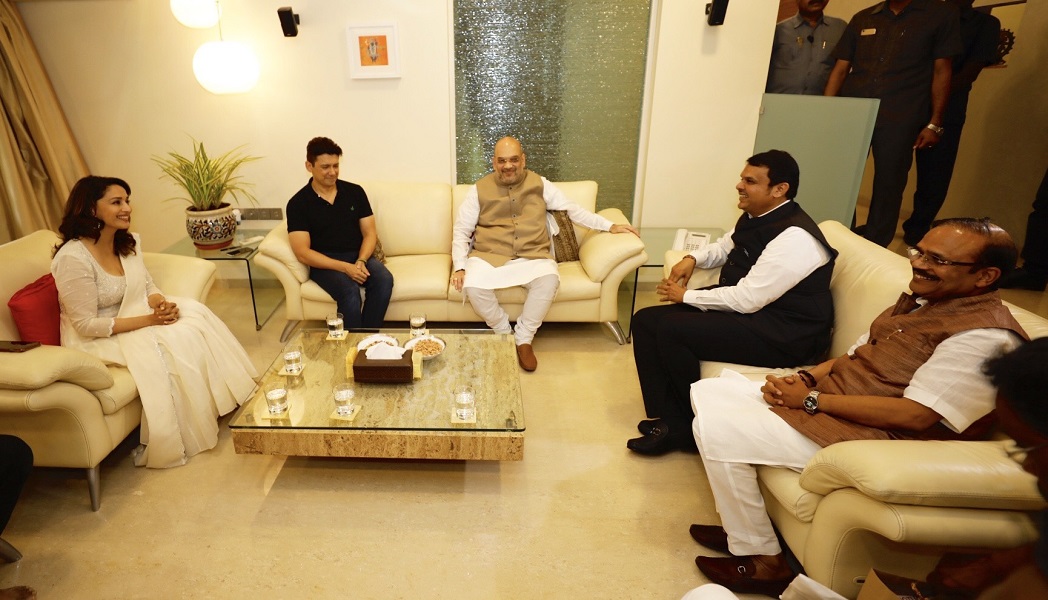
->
xmin=690 ymin=373 xmax=823 ymax=556
xmin=464 ymin=273 xmax=559 ymax=345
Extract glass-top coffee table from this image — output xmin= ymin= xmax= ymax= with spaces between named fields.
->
xmin=229 ymin=328 xmax=525 ymax=460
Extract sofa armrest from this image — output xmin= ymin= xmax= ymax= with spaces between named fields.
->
xmin=0 ymin=345 xmax=113 ymax=391
xmin=663 ymin=250 xmax=721 ymax=289
xmin=799 ymin=440 xmax=1047 ymax=511
xmin=257 ymin=225 xmax=310 ymax=283
xmin=144 ymin=252 xmax=217 ymax=301
xmin=577 ymin=209 xmax=645 ymax=282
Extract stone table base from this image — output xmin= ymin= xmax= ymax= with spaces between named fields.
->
xmin=231 ymin=428 xmax=523 ymax=461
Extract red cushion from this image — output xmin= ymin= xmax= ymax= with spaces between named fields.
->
xmin=7 ymin=273 xmax=61 ymax=346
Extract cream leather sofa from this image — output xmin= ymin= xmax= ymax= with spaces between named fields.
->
xmin=254 ymin=180 xmax=648 ymax=344
xmin=0 ymin=230 xmax=217 ymax=511
xmin=667 ymin=221 xmax=1048 ymax=598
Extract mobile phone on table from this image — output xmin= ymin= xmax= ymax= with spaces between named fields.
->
xmin=0 ymin=341 xmax=42 ymax=352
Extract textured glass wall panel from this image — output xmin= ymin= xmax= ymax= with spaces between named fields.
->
xmin=454 ymin=1 xmax=650 ymax=216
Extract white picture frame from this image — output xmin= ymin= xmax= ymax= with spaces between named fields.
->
xmin=346 ymin=23 xmax=401 ymax=79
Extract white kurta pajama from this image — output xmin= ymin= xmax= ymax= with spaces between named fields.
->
xmin=452 ymin=175 xmax=613 ymax=344
xmin=52 ymin=235 xmax=257 ymax=468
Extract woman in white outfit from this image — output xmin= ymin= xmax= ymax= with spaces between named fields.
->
xmin=51 ymin=176 xmax=257 ymax=468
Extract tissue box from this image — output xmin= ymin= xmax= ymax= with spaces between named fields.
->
xmin=353 ymin=349 xmax=414 ymax=383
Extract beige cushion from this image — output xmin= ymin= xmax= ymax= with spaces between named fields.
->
xmin=259 ymin=224 xmax=309 ymax=283
xmin=0 ymin=345 xmax=113 ymax=391
xmin=362 ymin=181 xmax=452 ymax=256
xmin=818 ymin=221 xmax=913 ymax=357
xmin=578 ymin=209 xmax=645 ymax=282
xmin=757 ymin=465 xmax=825 ymax=523
xmin=91 ymin=367 xmax=140 ymax=415
xmin=800 ymin=440 xmax=1048 ymax=511
xmin=556 ymin=262 xmax=603 ymax=301
xmin=385 ymin=254 xmax=451 ymax=302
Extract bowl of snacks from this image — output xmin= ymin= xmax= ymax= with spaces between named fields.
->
xmin=357 ymin=334 xmax=400 ymax=352
xmin=404 ymin=335 xmax=446 ymax=360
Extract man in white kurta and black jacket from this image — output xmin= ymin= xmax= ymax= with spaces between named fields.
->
xmin=629 ymin=150 xmax=838 ymax=456
xmin=451 ymin=136 xmax=638 ymax=371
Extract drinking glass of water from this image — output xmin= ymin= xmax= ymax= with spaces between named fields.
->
xmin=333 ymin=383 xmax=355 ymax=417
xmin=283 ymin=344 xmax=304 ymax=375
xmin=326 ymin=312 xmax=345 ymax=338
xmin=453 ymin=385 xmax=475 ymax=421
xmin=409 ymin=312 xmax=427 ymax=337
xmin=264 ymin=382 xmax=288 ymax=414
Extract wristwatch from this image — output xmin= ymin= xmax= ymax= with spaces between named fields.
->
xmin=925 ymin=123 xmax=945 ymax=135
xmin=803 ymin=390 xmax=821 ymax=415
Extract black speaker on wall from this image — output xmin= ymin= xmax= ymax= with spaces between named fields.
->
xmin=706 ymin=0 xmax=729 ymax=26
xmin=278 ymin=7 xmax=300 ymax=37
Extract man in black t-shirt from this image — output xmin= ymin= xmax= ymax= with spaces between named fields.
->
xmin=285 ymin=137 xmax=393 ymax=328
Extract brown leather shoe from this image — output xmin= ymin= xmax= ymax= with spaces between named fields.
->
xmin=516 ymin=343 xmax=537 ymax=371
xmin=689 ymin=524 xmax=729 ymax=553
xmin=694 ymin=555 xmax=793 ymax=597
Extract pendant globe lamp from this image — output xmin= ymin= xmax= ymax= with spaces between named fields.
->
xmin=170 ymin=0 xmax=221 ymax=28
xmin=187 ymin=1 xmax=260 ymax=95
xmin=193 ymin=40 xmax=260 ymax=94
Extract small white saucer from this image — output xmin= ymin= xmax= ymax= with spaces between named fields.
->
xmin=451 ymin=410 xmax=476 ymax=424
xmin=330 ymin=405 xmax=360 ymax=421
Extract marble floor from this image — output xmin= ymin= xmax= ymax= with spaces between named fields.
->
xmin=2 ymin=254 xmax=1044 ymax=600
xmin=0 ymin=283 xmax=753 ymax=600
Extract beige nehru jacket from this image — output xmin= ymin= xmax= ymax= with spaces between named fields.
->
xmin=470 ymin=171 xmax=552 ymax=267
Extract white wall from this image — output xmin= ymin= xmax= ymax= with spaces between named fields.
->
xmin=938 ymin=2 xmax=1047 ymax=245
xmin=638 ymin=0 xmax=780 ymax=230
xmin=22 ymin=0 xmax=1038 ymax=252
xmin=17 ymin=0 xmax=454 ymax=251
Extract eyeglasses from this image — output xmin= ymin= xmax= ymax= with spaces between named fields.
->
xmin=906 ymin=247 xmax=979 ymax=268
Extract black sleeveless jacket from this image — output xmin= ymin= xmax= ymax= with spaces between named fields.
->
xmin=712 ymin=202 xmax=838 ymax=362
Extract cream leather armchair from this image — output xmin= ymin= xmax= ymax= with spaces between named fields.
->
xmin=0 ymin=230 xmax=216 ymax=511
xmin=255 ymin=180 xmax=647 ymax=343
xmin=666 ymin=221 xmax=1048 ymax=598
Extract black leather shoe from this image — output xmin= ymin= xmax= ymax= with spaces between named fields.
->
xmin=689 ymin=524 xmax=729 ymax=553
xmin=637 ymin=418 xmax=662 ymax=435
xmin=626 ymin=425 xmax=674 ymax=456
xmin=694 ymin=555 xmax=793 ymax=597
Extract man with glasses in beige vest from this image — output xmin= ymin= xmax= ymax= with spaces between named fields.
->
xmin=685 ymin=218 xmax=1028 ymax=596
xmin=450 ymin=136 xmax=638 ymax=371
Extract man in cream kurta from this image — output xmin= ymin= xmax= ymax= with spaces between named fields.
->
xmin=451 ymin=137 xmax=638 ymax=371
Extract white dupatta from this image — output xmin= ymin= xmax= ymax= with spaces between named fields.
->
xmin=115 ymin=248 xmax=188 ymax=468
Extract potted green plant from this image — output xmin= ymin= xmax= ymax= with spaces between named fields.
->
xmin=153 ymin=140 xmax=260 ymax=249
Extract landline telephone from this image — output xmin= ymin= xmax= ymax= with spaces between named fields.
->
xmin=671 ymin=229 xmax=711 ymax=252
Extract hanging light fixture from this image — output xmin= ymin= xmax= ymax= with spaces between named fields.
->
xmin=170 ymin=0 xmax=221 ymax=29
xmin=193 ymin=40 xmax=260 ymax=94
xmin=178 ymin=1 xmax=260 ymax=94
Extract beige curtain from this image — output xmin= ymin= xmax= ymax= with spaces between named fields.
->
xmin=0 ymin=0 xmax=88 ymax=244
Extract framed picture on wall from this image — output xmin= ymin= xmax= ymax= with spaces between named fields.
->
xmin=346 ymin=23 xmax=401 ymax=79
